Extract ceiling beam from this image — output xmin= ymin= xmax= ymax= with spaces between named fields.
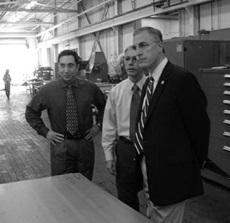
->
xmin=37 ymin=0 xmax=212 ymax=47
xmin=0 ymin=8 xmax=78 ymax=13
xmin=0 ymin=32 xmax=37 ymax=38
xmin=0 ymin=38 xmax=27 ymax=45
xmin=36 ymin=0 xmax=116 ymax=37
xmin=0 ymin=21 xmax=54 ymax=25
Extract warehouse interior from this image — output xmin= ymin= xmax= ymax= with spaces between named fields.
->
xmin=1 ymin=0 xmax=230 ymax=83
xmin=0 ymin=0 xmax=230 ymax=222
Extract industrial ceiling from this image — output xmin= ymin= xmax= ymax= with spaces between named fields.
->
xmin=0 ymin=0 xmax=213 ymax=45
xmin=0 ymin=0 xmax=78 ymax=39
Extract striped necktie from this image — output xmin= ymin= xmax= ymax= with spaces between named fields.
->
xmin=134 ymin=77 xmax=154 ymax=154
xmin=66 ymin=86 xmax=78 ymax=135
xmin=129 ymin=84 xmax=140 ymax=141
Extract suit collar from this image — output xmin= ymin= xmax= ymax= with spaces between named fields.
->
xmin=157 ymin=60 xmax=172 ymax=84
xmin=149 ymin=57 xmax=168 ymax=84
xmin=144 ymin=61 xmax=172 ymax=123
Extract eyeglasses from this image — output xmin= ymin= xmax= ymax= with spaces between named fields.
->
xmin=124 ymin=56 xmax=137 ymax=62
xmin=59 ymin=63 xmax=76 ymax=69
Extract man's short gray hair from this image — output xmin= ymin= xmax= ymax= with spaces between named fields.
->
xmin=133 ymin=26 xmax=163 ymax=42
xmin=124 ymin=45 xmax=136 ymax=54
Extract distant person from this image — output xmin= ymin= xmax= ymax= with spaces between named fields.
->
xmin=102 ymin=45 xmax=146 ymax=210
xmin=25 ymin=50 xmax=106 ymax=180
xmin=133 ymin=26 xmax=210 ymax=222
xmin=3 ymin=69 xmax=11 ymax=100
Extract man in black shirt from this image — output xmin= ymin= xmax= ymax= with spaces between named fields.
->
xmin=25 ymin=50 xmax=106 ymax=180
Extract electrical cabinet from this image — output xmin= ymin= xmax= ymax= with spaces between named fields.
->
xmin=164 ymin=39 xmax=230 ymax=81
xmin=199 ymin=68 xmax=230 ymax=188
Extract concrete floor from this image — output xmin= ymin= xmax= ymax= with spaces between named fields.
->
xmin=0 ymin=86 xmax=230 ymax=223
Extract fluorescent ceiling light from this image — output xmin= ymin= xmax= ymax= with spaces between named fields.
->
xmin=25 ymin=1 xmax=38 ymax=9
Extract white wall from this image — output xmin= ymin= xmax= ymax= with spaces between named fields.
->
xmin=179 ymin=0 xmax=230 ymax=36
xmin=141 ymin=18 xmax=179 ymax=40
xmin=121 ymin=22 xmax=135 ymax=53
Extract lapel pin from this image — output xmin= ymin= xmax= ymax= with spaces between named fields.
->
xmin=161 ymin=80 xmax=165 ymax=85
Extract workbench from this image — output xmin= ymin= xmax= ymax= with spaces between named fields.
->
xmin=0 ymin=173 xmax=151 ymax=223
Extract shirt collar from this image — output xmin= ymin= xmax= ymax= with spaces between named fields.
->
xmin=59 ymin=76 xmax=79 ymax=89
xmin=149 ymin=57 xmax=168 ymax=83
xmin=128 ymin=75 xmax=147 ymax=92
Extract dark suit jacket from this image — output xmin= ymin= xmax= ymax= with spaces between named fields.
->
xmin=139 ymin=61 xmax=210 ymax=206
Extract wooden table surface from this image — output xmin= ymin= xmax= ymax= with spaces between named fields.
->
xmin=0 ymin=173 xmax=151 ymax=223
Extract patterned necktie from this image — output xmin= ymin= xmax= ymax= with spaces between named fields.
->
xmin=66 ymin=86 xmax=78 ymax=135
xmin=134 ymin=77 xmax=154 ymax=154
xmin=129 ymin=84 xmax=140 ymax=141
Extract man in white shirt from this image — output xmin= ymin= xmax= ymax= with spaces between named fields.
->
xmin=102 ymin=45 xmax=147 ymax=211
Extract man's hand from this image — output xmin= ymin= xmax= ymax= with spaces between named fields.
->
xmin=85 ymin=124 xmax=100 ymax=141
xmin=46 ymin=130 xmax=64 ymax=146
xmin=106 ymin=160 xmax=117 ymax=175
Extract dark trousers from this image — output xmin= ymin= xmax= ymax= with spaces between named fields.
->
xmin=50 ymin=139 xmax=94 ymax=180
xmin=5 ymin=83 xmax=10 ymax=99
xmin=115 ymin=139 xmax=143 ymax=211
xmin=5 ymin=91 xmax=10 ymax=99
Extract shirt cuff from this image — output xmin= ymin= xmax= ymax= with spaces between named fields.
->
xmin=39 ymin=127 xmax=49 ymax=138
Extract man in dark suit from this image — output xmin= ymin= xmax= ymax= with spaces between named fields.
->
xmin=133 ymin=26 xmax=210 ymax=223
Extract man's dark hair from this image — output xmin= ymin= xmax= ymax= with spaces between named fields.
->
xmin=133 ymin=26 xmax=163 ymax=42
xmin=58 ymin=50 xmax=81 ymax=65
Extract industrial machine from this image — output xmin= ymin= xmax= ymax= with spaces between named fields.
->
xmin=28 ymin=66 xmax=53 ymax=96
xmin=85 ymin=51 xmax=108 ymax=82
xmin=164 ymin=39 xmax=230 ymax=188
xmin=34 ymin=66 xmax=54 ymax=81
xmin=164 ymin=39 xmax=230 ymax=82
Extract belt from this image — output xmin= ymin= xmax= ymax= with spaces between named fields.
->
xmin=119 ymin=136 xmax=133 ymax=145
xmin=64 ymin=133 xmax=84 ymax=140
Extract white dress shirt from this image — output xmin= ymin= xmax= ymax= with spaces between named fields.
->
xmin=102 ymin=75 xmax=147 ymax=161
xmin=142 ymin=58 xmax=168 ymax=108
xmin=149 ymin=57 xmax=168 ymax=93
